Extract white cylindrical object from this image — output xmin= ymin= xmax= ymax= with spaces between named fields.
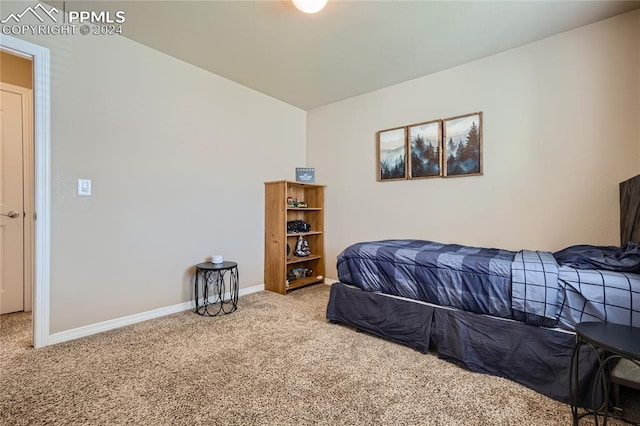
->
xmin=212 ymin=255 xmax=223 ymax=264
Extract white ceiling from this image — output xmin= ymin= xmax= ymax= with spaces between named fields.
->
xmin=60 ymin=1 xmax=640 ymax=110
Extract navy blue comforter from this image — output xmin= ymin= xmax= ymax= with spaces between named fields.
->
xmin=337 ymin=240 xmax=516 ymax=320
xmin=554 ymin=242 xmax=640 ymax=273
xmin=337 ymin=239 xmax=640 ymax=329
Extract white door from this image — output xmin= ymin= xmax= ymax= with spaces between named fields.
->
xmin=0 ymin=84 xmax=27 ymax=315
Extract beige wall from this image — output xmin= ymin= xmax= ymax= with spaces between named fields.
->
xmin=11 ymin=26 xmax=306 ymax=332
xmin=308 ymin=10 xmax=640 ymax=279
xmin=5 ymin=4 xmax=639 ymax=335
xmin=0 ymin=50 xmax=32 ymax=88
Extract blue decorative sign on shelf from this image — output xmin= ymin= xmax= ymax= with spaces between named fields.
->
xmin=296 ymin=168 xmax=315 ymax=183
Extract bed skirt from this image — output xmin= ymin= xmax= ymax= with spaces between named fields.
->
xmin=326 ymin=281 xmax=601 ymax=406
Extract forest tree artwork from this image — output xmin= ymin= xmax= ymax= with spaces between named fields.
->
xmin=376 ymin=111 xmax=482 ymax=182
xmin=377 ymin=127 xmax=407 ymax=181
xmin=409 ymin=120 xmax=441 ymax=178
xmin=443 ymin=112 xmax=483 ymax=177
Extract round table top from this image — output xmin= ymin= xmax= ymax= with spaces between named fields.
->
xmin=196 ymin=261 xmax=237 ymax=271
xmin=575 ymin=322 xmax=640 ymax=359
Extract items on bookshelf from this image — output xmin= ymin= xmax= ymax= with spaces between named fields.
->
xmin=294 ymin=235 xmax=311 ymax=257
xmin=287 ymin=219 xmax=311 ymax=233
xmin=287 ymin=267 xmax=313 ymax=282
xmin=287 ymin=197 xmax=308 ymax=208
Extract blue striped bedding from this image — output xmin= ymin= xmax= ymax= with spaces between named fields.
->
xmin=336 ymin=239 xmax=640 ymax=330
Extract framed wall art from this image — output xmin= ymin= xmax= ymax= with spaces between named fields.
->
xmin=443 ymin=112 xmax=483 ymax=177
xmin=377 ymin=126 xmax=407 ymax=181
xmin=408 ymin=120 xmax=442 ymax=179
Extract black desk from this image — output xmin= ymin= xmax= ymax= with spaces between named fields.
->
xmin=194 ymin=261 xmax=239 ymax=316
xmin=570 ymin=322 xmax=640 ymax=426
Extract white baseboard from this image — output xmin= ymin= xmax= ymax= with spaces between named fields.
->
xmin=324 ymin=278 xmax=339 ymax=285
xmin=46 ymin=283 xmax=265 ymax=346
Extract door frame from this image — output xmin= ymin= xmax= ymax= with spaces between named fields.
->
xmin=0 ymin=35 xmax=51 ymax=349
xmin=1 ymin=82 xmax=34 ymax=314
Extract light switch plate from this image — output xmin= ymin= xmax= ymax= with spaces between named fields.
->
xmin=78 ymin=179 xmax=91 ymax=196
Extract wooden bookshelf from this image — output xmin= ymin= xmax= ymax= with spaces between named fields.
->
xmin=264 ymin=181 xmax=325 ymax=294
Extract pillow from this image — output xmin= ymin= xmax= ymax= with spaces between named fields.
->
xmin=553 ymin=242 xmax=640 ymax=273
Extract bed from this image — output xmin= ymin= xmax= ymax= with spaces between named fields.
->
xmin=326 ymin=174 xmax=640 ymax=406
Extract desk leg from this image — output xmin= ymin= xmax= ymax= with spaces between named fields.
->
xmin=570 ymin=335 xmax=581 ymax=426
xmin=216 ymin=270 xmax=225 ymax=305
xmin=230 ymin=266 xmax=239 ymax=310
xmin=194 ymin=270 xmax=200 ymax=313
xmin=571 ymin=338 xmax=606 ymax=424
xmin=217 ymin=268 xmax=238 ymax=315
xmin=595 ymin=354 xmax=623 ymax=426
xmin=204 ymin=270 xmax=217 ymax=315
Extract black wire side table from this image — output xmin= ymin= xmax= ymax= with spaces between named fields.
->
xmin=194 ymin=261 xmax=239 ymax=316
xmin=570 ymin=322 xmax=640 ymax=426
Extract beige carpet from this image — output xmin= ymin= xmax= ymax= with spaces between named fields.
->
xmin=0 ymin=284 xmax=637 ymax=425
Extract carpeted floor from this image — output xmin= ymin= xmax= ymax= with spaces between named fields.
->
xmin=0 ymin=284 xmax=637 ymax=425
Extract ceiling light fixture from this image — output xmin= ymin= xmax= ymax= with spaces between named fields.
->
xmin=292 ymin=0 xmax=328 ymax=14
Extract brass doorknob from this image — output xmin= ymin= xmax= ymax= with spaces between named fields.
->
xmin=0 ymin=211 xmax=20 ymax=218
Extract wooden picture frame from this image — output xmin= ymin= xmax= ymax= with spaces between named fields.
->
xmin=408 ymin=120 xmax=442 ymax=179
xmin=377 ymin=126 xmax=407 ymax=181
xmin=443 ymin=112 xmax=483 ymax=177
